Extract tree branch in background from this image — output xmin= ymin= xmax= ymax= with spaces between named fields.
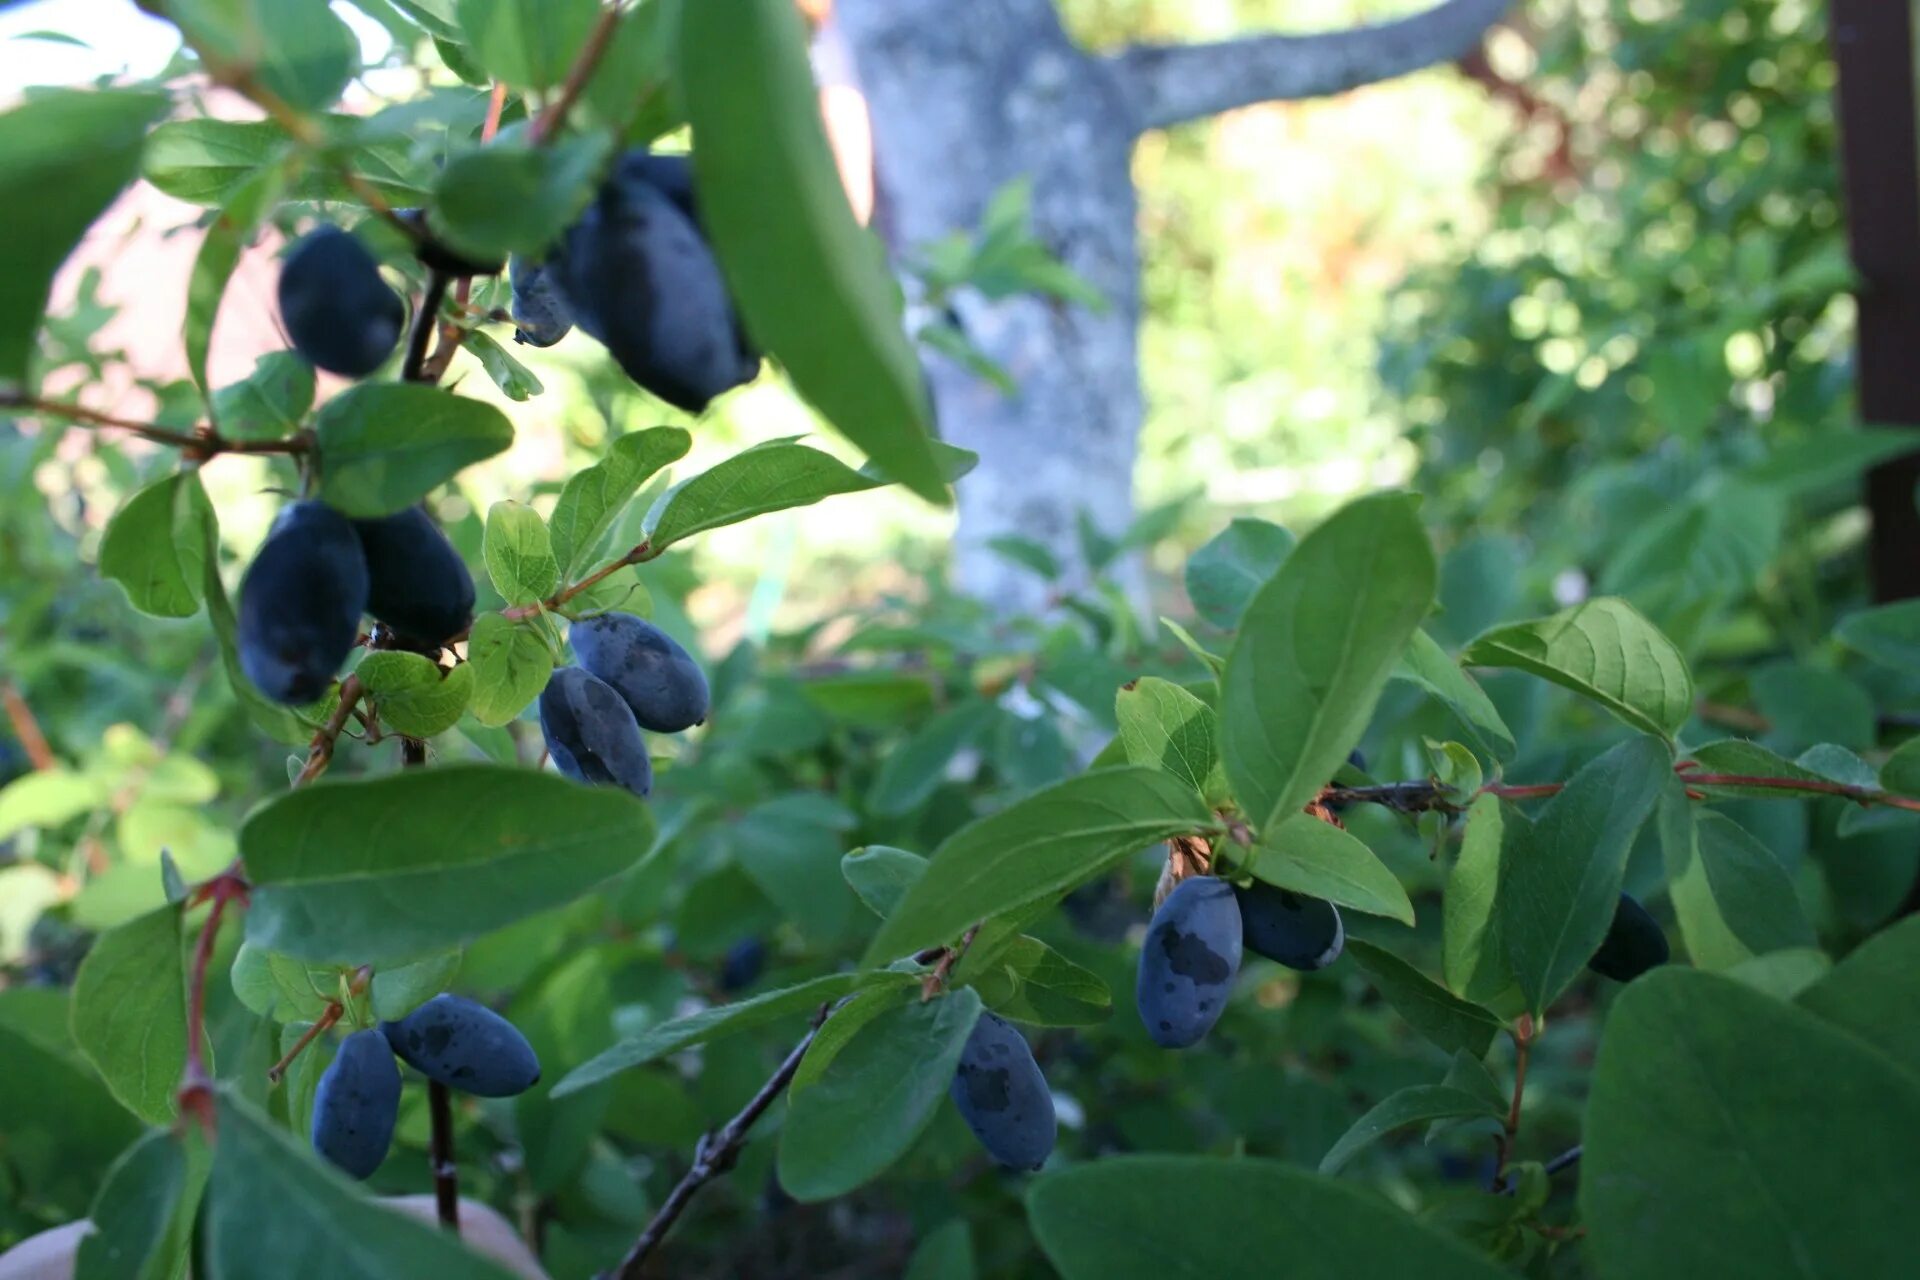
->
xmin=530 ymin=2 xmax=629 ymax=146
xmin=0 ymin=680 xmax=55 ymax=771
xmin=0 ymin=391 xmax=310 ymax=457
xmin=608 ymin=1005 xmax=833 ymax=1279
xmin=1108 ymin=0 xmax=1511 ymax=133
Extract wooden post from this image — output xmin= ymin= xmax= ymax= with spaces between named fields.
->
xmin=1832 ymin=1 xmax=1920 ymax=602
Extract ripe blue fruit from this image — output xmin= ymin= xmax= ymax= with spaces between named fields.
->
xmin=553 ymin=162 xmax=757 ymax=412
xmin=350 ymin=506 xmax=475 ymax=647
xmin=238 ymin=501 xmax=368 ymax=705
xmin=508 ymin=256 xmax=573 ymax=348
xmin=1587 ymin=892 xmax=1669 ymax=982
xmin=381 ymin=994 xmax=541 ymax=1098
xmin=949 ymin=1011 xmax=1056 ymax=1170
xmin=719 ymin=937 xmax=766 ymax=992
xmin=277 ymin=226 xmax=404 ymax=378
xmin=538 ymin=666 xmax=654 ymax=797
xmin=569 ymin=613 xmax=710 ymax=733
xmin=1235 ymin=882 xmax=1344 ymax=971
xmin=311 ymin=1028 xmax=400 ymax=1180
xmin=1136 ymin=875 xmax=1241 ymax=1048
xmin=613 ymin=150 xmax=757 ymax=369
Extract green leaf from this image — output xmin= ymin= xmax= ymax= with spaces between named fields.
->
xmin=191 ymin=166 xmax=289 ymax=414
xmin=973 ymin=936 xmax=1112 ymax=1027
xmin=801 ymin=672 xmax=937 ymax=726
xmin=986 ymin=535 xmax=1061 ymax=580
xmin=1797 ymin=916 xmax=1920 ymax=1072
xmin=1249 ymin=814 xmax=1414 ymax=925
xmin=1185 ymin=518 xmax=1294 ymax=630
xmin=0 ymin=1024 xmax=143 ymax=1217
xmin=1727 ymin=948 xmax=1832 ymax=1001
xmin=483 ymin=500 xmax=559 ymax=606
xmin=578 ymin=0 xmax=679 ymax=139
xmin=1115 ymin=677 xmax=1222 ymax=801
xmin=841 ymin=846 xmax=928 ymax=918
xmin=0 ymin=88 xmax=167 ymax=386
xmin=70 ymin=904 xmax=188 ymax=1126
xmin=429 ymin=134 xmax=610 ymax=260
xmin=244 ymin=0 xmax=361 ymax=112
xmin=1028 ymin=1157 xmax=1510 ymax=1280
xmin=1443 ymin=794 xmax=1518 ymax=1007
xmin=1394 ymin=629 xmax=1515 ymax=760
xmin=465 ymin=613 xmax=554 ymax=727
xmin=143 ymin=119 xmax=288 ymax=204
xmin=76 ymin=1127 xmax=210 ymax=1280
xmin=777 ymin=988 xmax=982 ymax=1201
xmin=1346 ymin=939 xmax=1501 ymax=1058
xmin=553 ymin=970 xmax=915 ymax=1098
xmin=867 ymin=702 xmax=997 ymax=817
xmin=99 ymin=474 xmax=216 ymax=620
xmin=212 ymin=351 xmax=314 ymax=440
xmin=314 ymin=384 xmax=514 ymax=518
xmin=1500 ymin=736 xmax=1671 ymax=1016
xmin=791 ymin=983 xmax=915 ymax=1091
xmin=1835 ymin=599 xmax=1920 ymax=671
xmin=549 ymin=427 xmax=689 ymax=576
xmin=206 ymin=1090 xmax=519 ymax=1280
xmin=455 ymin=0 xmax=601 ymax=90
xmin=1660 ymin=791 xmax=1813 ymax=971
xmin=1751 ymin=662 xmax=1875 ymax=751
xmin=229 ymin=942 xmax=335 ymax=1021
xmin=0 ymin=768 xmax=107 ymax=839
xmin=644 ymin=437 xmax=974 ymax=552
xmin=902 ymin=1221 xmax=976 ymax=1280
xmin=1739 ymin=427 xmax=1920 ymax=495
xmin=1318 ymin=1084 xmax=1504 ymax=1175
xmin=461 ymin=329 xmax=544 ymax=402
xmin=241 ymin=765 xmax=654 ymax=963
xmin=1220 ymin=493 xmax=1436 ymax=837
xmin=862 ymin=767 xmax=1215 ymax=965
xmin=1463 ymin=598 xmax=1693 ymax=740
xmin=370 ymin=950 xmax=462 ymax=1021
xmin=1159 ymin=616 xmax=1225 ymax=678
xmin=1582 ymin=969 xmax=1920 ymax=1280
xmin=356 ymin=651 xmax=474 ymax=738
xmin=678 ymin=0 xmax=948 ymax=502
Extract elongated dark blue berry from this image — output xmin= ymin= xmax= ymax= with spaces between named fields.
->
xmin=553 ymin=163 xmax=756 ymax=411
xmin=1588 ymin=893 xmax=1669 ymax=982
xmin=949 ymin=1011 xmax=1056 ymax=1170
xmin=1235 ymin=882 xmax=1344 ymax=971
xmin=277 ymin=226 xmax=403 ymax=378
xmin=351 ymin=506 xmax=475 ymax=646
xmin=509 ymin=255 xmax=572 ymax=348
xmin=538 ymin=666 xmax=653 ymax=797
xmin=312 ymin=1028 xmax=400 ymax=1180
xmin=719 ymin=937 xmax=766 ymax=993
xmin=1136 ymin=876 xmax=1241 ymax=1048
xmin=381 ymin=994 xmax=541 ymax=1098
xmin=569 ymin=613 xmax=709 ymax=733
xmin=238 ymin=501 xmax=368 ymax=705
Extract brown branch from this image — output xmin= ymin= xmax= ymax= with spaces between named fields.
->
xmin=1108 ymin=0 xmax=1511 ymax=132
xmin=493 ymin=542 xmax=654 ymax=627
xmin=0 ymin=392 xmax=309 ymax=457
xmin=404 ymin=272 xmax=453 ymax=384
xmin=293 ymin=676 xmax=364 ymax=787
xmin=428 ymin=1080 xmax=462 ymax=1231
xmin=1491 ymin=1012 xmax=1535 ymax=1188
xmin=531 ymin=3 xmax=628 ymax=146
xmin=607 ymin=1005 xmax=832 ymax=1279
xmin=267 ymin=1003 xmax=343 ymax=1084
xmin=921 ymin=923 xmax=981 ymax=1000
xmin=0 ymin=680 xmax=55 ymax=770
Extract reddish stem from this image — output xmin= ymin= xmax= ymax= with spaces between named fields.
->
xmin=530 ymin=4 xmax=625 ymax=146
xmin=267 ymin=1003 xmax=343 ymax=1083
xmin=0 ymin=680 xmax=55 ymax=770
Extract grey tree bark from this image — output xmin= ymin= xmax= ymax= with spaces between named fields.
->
xmin=833 ymin=0 xmax=1510 ymax=614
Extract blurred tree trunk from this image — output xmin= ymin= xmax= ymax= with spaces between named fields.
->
xmin=833 ymin=0 xmax=1509 ymax=613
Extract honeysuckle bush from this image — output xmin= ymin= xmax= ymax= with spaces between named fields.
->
xmin=3 ymin=2 xmax=1919 ymax=1279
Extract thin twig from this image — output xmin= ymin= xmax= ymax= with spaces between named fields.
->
xmin=607 ymin=1004 xmax=832 ymax=1279
xmin=293 ymin=676 xmax=364 ymax=787
xmin=1543 ymin=1143 xmax=1583 ymax=1178
xmin=429 ymin=1080 xmax=462 ymax=1231
xmin=433 ymin=81 xmax=512 ymax=378
xmin=922 ymin=924 xmax=982 ymax=1000
xmin=0 ymin=392 xmax=309 ymax=456
xmin=267 ymin=1003 xmax=343 ymax=1083
xmin=404 ymin=272 xmax=453 ymax=384
xmin=0 ymin=680 xmax=55 ymax=770
xmin=1491 ymin=1014 xmax=1536 ymax=1189
xmin=530 ymin=3 xmax=628 ymax=146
